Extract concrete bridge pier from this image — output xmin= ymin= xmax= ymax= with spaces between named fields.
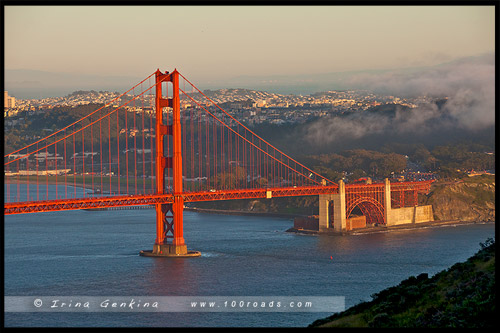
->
xmin=384 ymin=178 xmax=393 ymax=226
xmin=319 ymin=179 xmax=346 ymax=232
xmin=318 ymin=194 xmax=331 ymax=232
xmin=383 ymin=177 xmax=434 ymax=225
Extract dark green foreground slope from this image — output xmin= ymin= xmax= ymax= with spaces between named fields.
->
xmin=310 ymin=238 xmax=496 ymax=328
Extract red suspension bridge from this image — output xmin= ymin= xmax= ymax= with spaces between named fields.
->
xmin=4 ymin=69 xmax=432 ymax=257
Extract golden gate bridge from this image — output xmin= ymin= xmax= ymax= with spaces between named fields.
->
xmin=4 ymin=69 xmax=432 ymax=257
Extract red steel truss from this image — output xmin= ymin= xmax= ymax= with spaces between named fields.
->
xmin=390 ymin=180 xmax=433 ymax=208
xmin=345 ymin=183 xmax=386 ymax=224
xmin=4 ymin=181 xmax=432 ymax=218
xmin=4 ymin=185 xmax=338 ymax=215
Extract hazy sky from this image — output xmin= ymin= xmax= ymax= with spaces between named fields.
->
xmin=4 ymin=5 xmax=495 ymax=82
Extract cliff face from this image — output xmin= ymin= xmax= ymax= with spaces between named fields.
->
xmin=425 ymin=176 xmax=495 ymax=222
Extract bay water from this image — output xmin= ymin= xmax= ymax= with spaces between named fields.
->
xmin=4 ymin=185 xmax=495 ymax=327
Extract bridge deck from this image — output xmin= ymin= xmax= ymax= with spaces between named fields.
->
xmin=4 ymin=185 xmax=338 ymax=215
xmin=4 ymin=180 xmax=432 ymax=215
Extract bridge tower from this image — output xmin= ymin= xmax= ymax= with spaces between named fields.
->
xmin=141 ymin=69 xmax=200 ymax=257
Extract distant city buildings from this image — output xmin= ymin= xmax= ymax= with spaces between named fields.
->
xmin=3 ymin=90 xmax=122 ymax=118
xmin=4 ymin=88 xmax=439 ymax=127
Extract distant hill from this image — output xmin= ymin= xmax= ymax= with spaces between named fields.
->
xmin=205 ymin=53 xmax=494 ymax=96
xmin=309 ymin=238 xmax=496 ymax=328
xmin=4 ymin=69 xmax=142 ymax=99
xmin=6 ymin=53 xmax=493 ymax=99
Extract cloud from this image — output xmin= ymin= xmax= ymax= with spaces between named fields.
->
xmin=305 ymin=53 xmax=495 ymax=146
xmin=305 ymin=111 xmax=390 ymax=145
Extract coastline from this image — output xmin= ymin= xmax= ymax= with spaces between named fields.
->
xmin=5 ymin=178 xmax=149 ymax=196
xmin=176 ymin=207 xmax=496 ymax=236
xmin=184 ymin=206 xmax=300 ymax=219
xmin=286 ymin=219 xmax=495 ymax=236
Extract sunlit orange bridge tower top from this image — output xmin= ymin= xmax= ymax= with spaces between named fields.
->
xmin=140 ymin=69 xmax=200 ymax=257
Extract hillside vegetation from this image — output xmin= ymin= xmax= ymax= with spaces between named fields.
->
xmin=309 ymin=238 xmax=495 ymax=328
